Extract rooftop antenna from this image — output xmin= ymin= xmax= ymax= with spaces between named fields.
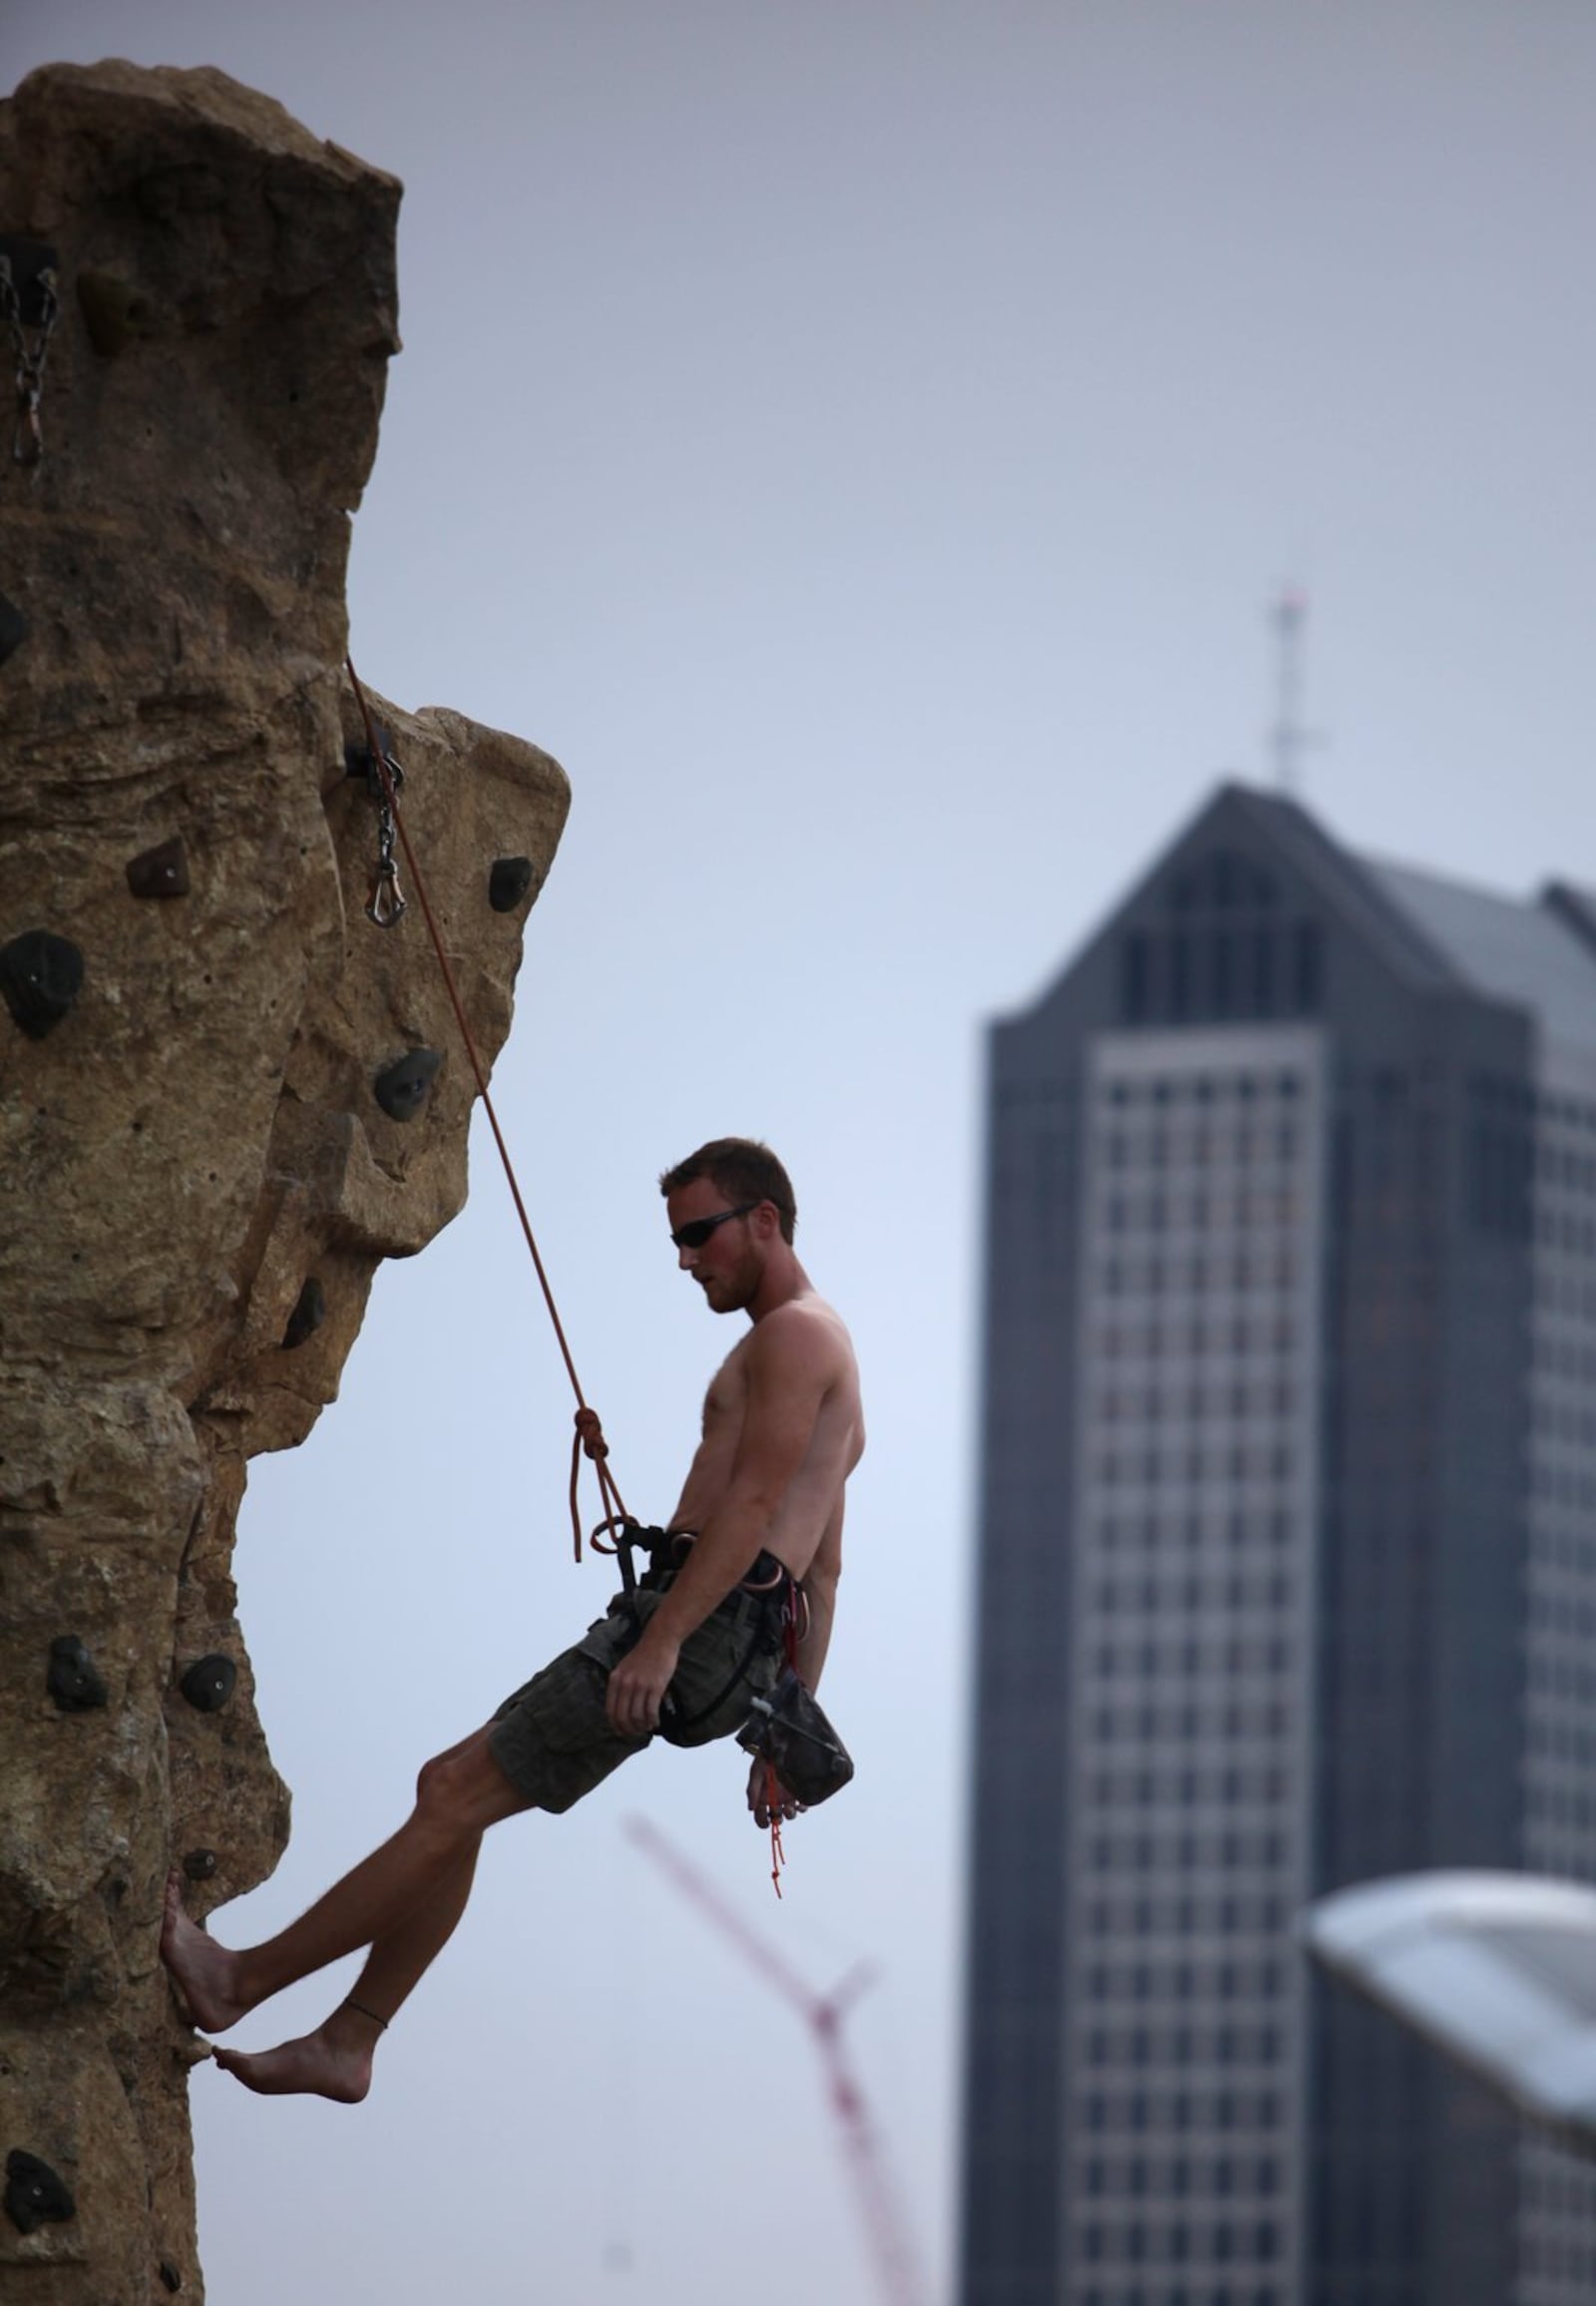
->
xmin=1267 ymin=583 xmax=1320 ymax=794
xmin=624 ymin=1815 xmax=927 ymax=2306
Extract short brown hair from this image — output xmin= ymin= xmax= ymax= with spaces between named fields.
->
xmin=659 ymin=1138 xmax=797 ymax=1243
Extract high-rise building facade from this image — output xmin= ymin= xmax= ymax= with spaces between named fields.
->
xmin=960 ymin=784 xmax=1596 ymax=2306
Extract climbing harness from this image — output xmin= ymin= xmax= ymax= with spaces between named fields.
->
xmin=616 ymin=1531 xmax=815 ymax=1893
xmin=344 ymin=656 xmax=626 ymax=1560
xmin=0 ymin=241 xmax=60 ymax=473
xmin=638 ymin=1532 xmax=796 ymax=1736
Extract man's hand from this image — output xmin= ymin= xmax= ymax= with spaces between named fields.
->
xmin=747 ymin=1755 xmax=805 ymax=1829
xmin=604 ymin=1625 xmax=681 ymax=1737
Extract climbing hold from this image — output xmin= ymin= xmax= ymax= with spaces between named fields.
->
xmin=159 ymin=2261 xmax=183 ymax=2293
xmin=373 ymin=1047 xmax=441 ymax=1123
xmin=488 ymin=856 xmax=537 ymax=914
xmin=0 ymin=590 xmax=26 ymax=667
xmin=4 ymin=2149 xmax=75 ymax=2236
xmin=344 ymin=727 xmax=394 ymax=783
xmin=179 ymin=1655 xmax=236 ymax=1714
xmin=47 ymin=1636 xmax=108 ymax=1713
xmin=0 ymin=932 xmax=84 ymax=1040
xmin=125 ymin=837 xmax=190 ymax=900
xmin=182 ymin=1849 xmax=217 ymax=1883
xmin=76 ymin=269 xmax=148 ymax=357
xmin=281 ymin=1277 xmax=326 ymax=1350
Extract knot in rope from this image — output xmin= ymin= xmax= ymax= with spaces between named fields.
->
xmin=574 ymin=1406 xmax=608 ymax=1461
xmin=569 ymin=1403 xmax=626 ymax=1563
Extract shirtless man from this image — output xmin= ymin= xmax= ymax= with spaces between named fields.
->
xmin=160 ymin=1138 xmax=864 ymax=2103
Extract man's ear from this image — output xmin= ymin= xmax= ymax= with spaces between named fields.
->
xmin=753 ymin=1201 xmax=779 ymax=1240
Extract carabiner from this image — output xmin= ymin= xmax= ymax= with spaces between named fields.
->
xmin=366 ymin=859 xmax=408 ymax=928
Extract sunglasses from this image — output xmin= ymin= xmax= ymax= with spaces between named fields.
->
xmin=670 ymin=1202 xmax=760 ymax=1251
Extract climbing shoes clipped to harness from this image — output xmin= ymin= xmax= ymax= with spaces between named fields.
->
xmin=737 ymin=1667 xmax=855 ymax=1808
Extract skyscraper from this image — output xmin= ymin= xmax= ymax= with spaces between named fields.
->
xmin=960 ymin=782 xmax=1596 ymax=2306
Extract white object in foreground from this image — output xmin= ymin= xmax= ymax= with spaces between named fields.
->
xmin=1304 ymin=1870 xmax=1596 ymax=2148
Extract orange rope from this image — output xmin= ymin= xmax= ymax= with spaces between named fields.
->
xmin=345 ymin=655 xmax=625 ymax=1558
xmin=766 ymin=1762 xmax=787 ymax=1898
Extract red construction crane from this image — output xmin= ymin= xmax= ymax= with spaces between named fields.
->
xmin=624 ymin=1815 xmax=928 ymax=2306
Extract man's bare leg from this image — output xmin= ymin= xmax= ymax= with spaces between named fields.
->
xmin=162 ymin=1726 xmax=528 ymax=2037
xmin=211 ymin=1841 xmax=483 ymax=2103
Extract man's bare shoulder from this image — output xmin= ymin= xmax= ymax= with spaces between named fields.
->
xmin=748 ymin=1293 xmax=858 ymax=1380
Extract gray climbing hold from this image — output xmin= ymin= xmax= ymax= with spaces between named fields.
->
xmin=47 ymin=1635 xmax=108 ymax=1713
xmin=281 ymin=1277 xmax=326 ymax=1350
xmin=4 ymin=2149 xmax=75 ymax=2236
xmin=179 ymin=1655 xmax=235 ymax=1714
xmin=182 ymin=1849 xmax=217 ymax=1883
xmin=159 ymin=2261 xmax=183 ymax=2294
xmin=488 ymin=856 xmax=536 ymax=914
xmin=0 ymin=932 xmax=84 ymax=1039
xmin=0 ymin=590 xmax=26 ymax=667
xmin=373 ymin=1046 xmax=441 ymax=1122
xmin=125 ymin=837 xmax=190 ymax=900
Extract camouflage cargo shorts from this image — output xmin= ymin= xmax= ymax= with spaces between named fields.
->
xmin=487 ymin=1584 xmax=784 ymax=1813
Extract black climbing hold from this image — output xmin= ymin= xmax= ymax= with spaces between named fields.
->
xmin=4 ymin=2149 xmax=75 ymax=2236
xmin=126 ymin=837 xmax=190 ymax=900
xmin=488 ymin=856 xmax=536 ymax=914
xmin=0 ymin=238 xmax=60 ymax=327
xmin=179 ymin=1655 xmax=236 ymax=1714
xmin=47 ymin=1635 xmax=108 ymax=1713
xmin=281 ymin=1276 xmax=326 ymax=1350
xmin=76 ymin=269 xmax=148 ymax=357
xmin=0 ymin=932 xmax=84 ymax=1040
xmin=160 ymin=2261 xmax=183 ymax=2293
xmin=344 ymin=726 xmax=394 ymax=781
xmin=373 ymin=1046 xmax=441 ymax=1122
xmin=0 ymin=590 xmax=26 ymax=668
xmin=182 ymin=1848 xmax=217 ymax=1883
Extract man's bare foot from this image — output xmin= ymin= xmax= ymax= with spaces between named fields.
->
xmin=213 ymin=2022 xmax=374 ymax=2105
xmin=160 ymin=1870 xmax=250 ymax=2034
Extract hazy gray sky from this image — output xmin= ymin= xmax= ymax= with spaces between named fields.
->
xmin=7 ymin=5 xmax=1595 ymax=2301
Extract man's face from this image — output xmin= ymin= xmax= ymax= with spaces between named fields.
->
xmin=665 ymin=1177 xmax=764 ymax=1315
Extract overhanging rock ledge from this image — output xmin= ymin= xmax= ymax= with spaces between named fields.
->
xmin=0 ymin=60 xmax=569 ymax=2302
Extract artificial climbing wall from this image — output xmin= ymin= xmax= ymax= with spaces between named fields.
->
xmin=0 ymin=63 xmax=568 ymax=2301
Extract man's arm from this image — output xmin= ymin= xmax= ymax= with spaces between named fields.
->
xmin=603 ymin=1310 xmax=834 ymax=1735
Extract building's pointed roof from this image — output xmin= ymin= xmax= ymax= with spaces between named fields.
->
xmin=1213 ymin=784 xmax=1460 ymax=989
xmin=1360 ymin=857 xmax=1596 ymax=1055
xmin=1010 ymin=779 xmax=1596 ymax=1055
xmin=1176 ymin=784 xmax=1596 ymax=1055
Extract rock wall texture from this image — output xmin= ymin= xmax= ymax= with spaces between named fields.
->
xmin=0 ymin=62 xmax=568 ymax=2302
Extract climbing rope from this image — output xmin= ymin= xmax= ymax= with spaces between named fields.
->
xmin=0 ymin=250 xmax=58 ymax=472
xmin=344 ymin=655 xmax=628 ymax=1560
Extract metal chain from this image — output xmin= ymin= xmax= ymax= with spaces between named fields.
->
xmin=0 ymin=255 xmax=60 ymax=473
xmin=362 ymin=742 xmax=408 ymax=927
